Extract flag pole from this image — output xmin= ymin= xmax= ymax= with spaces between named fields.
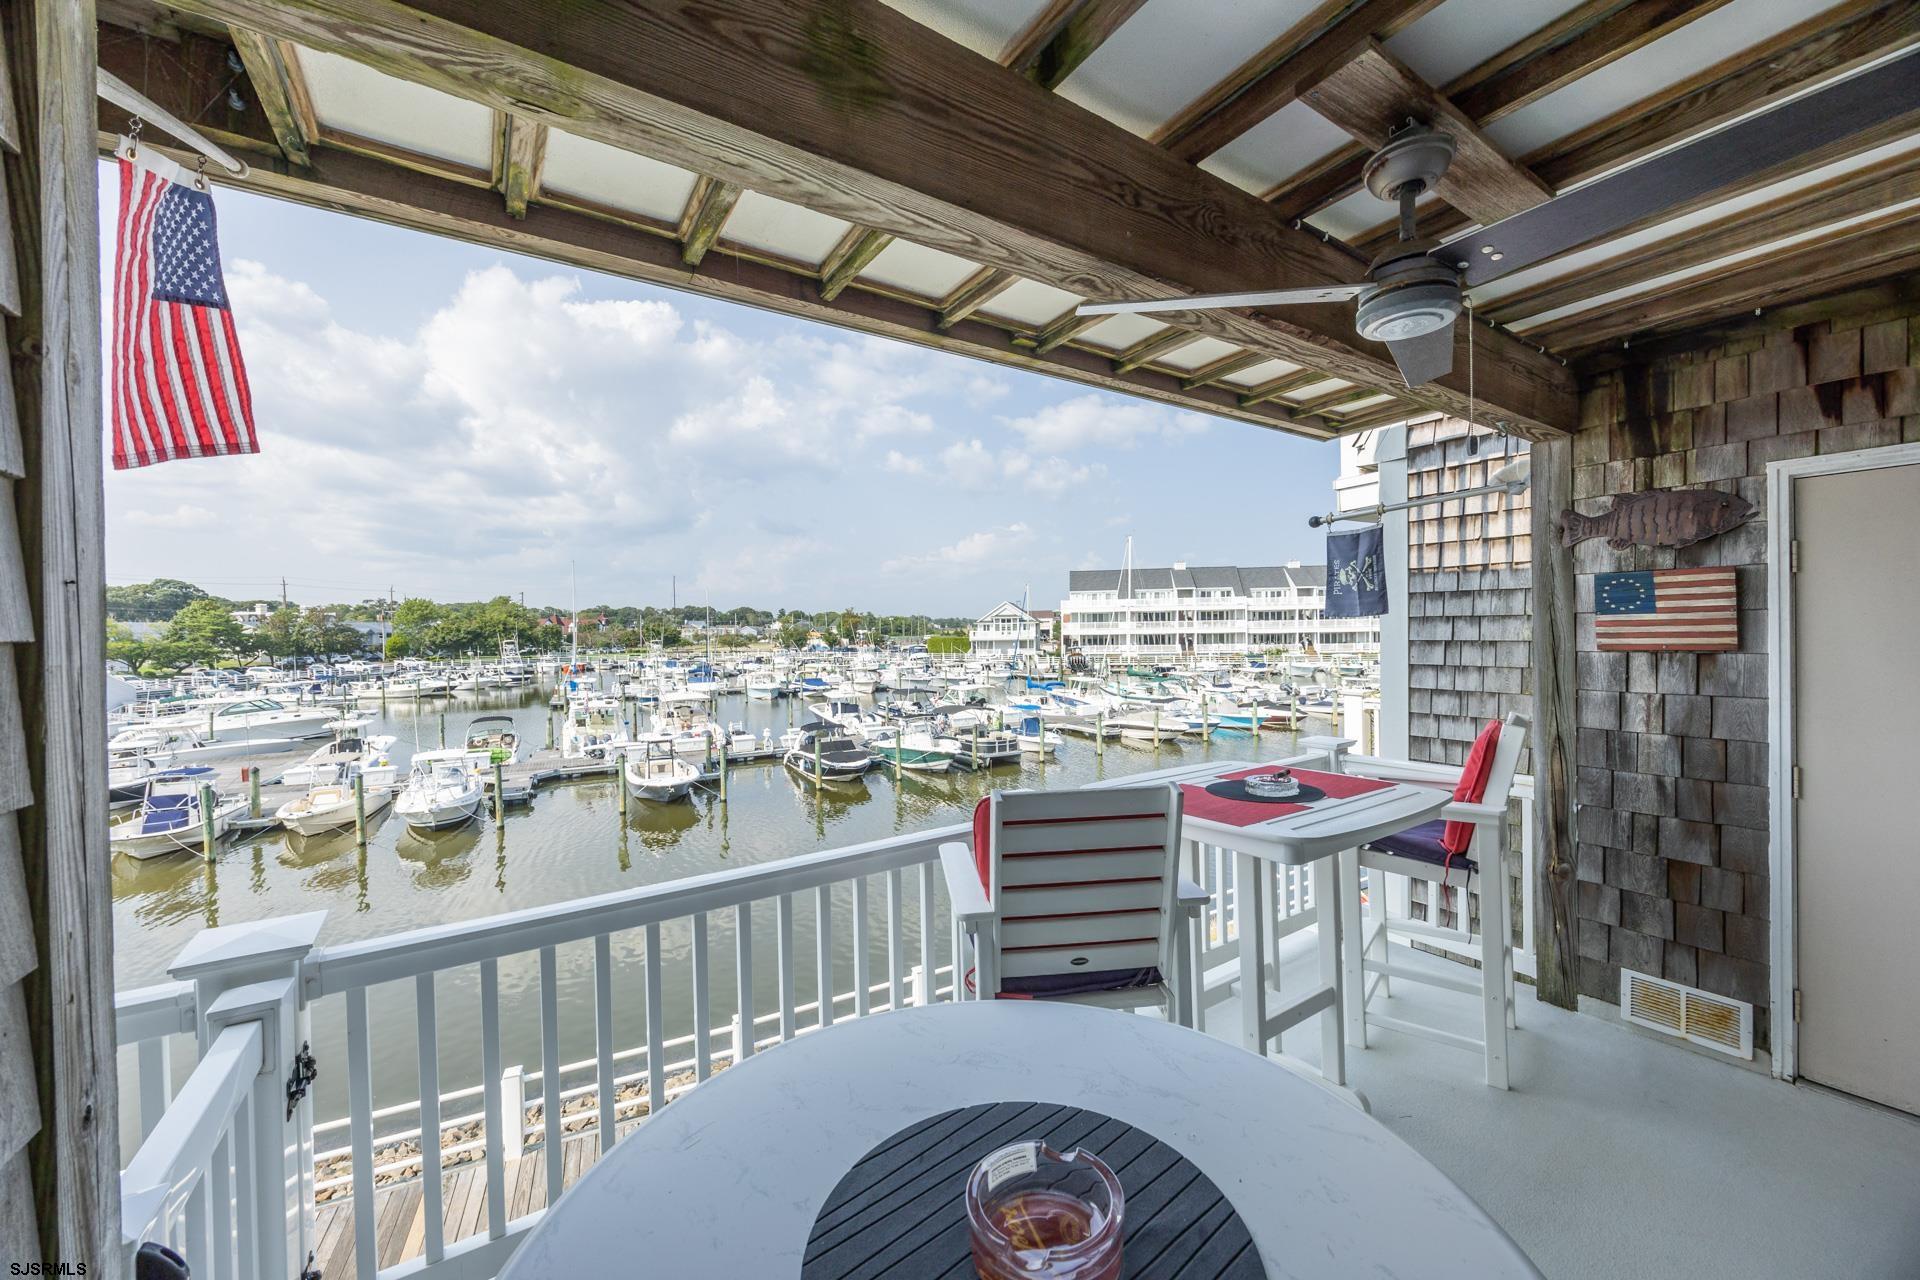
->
xmin=97 ymin=69 xmax=250 ymax=177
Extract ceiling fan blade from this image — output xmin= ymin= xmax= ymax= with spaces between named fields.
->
xmin=1077 ymin=284 xmax=1366 ymax=317
xmin=1445 ymin=47 xmax=1920 ymax=288
xmin=1384 ymin=323 xmax=1455 ymax=387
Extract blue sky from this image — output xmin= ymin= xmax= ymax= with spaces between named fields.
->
xmin=100 ymin=162 xmax=1337 ymax=615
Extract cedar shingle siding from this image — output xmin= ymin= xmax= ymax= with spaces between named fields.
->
xmin=1413 ymin=297 xmax=1920 ymax=1053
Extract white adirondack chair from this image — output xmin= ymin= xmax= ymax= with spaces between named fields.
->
xmin=939 ymin=784 xmax=1207 ymax=1026
xmin=1325 ymin=713 xmax=1530 ymax=1088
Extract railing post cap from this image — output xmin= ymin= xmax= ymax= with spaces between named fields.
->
xmin=169 ymin=910 xmax=328 ymax=982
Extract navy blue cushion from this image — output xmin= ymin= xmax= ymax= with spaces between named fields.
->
xmin=1368 ymin=819 xmax=1475 ymax=872
xmin=1001 ymin=967 xmax=1163 ymax=998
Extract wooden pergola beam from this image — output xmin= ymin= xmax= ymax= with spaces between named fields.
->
xmin=167 ymin=0 xmax=1569 ymax=432
xmin=937 ymin=267 xmax=1017 ymax=331
xmin=1154 ymin=0 xmax=1441 ymax=164
xmin=1111 ymin=326 xmax=1203 ymax=374
xmin=1238 ymin=368 xmax=1326 ymax=408
xmin=1000 ymin=0 xmax=1147 ymax=92
xmin=499 ymin=112 xmax=546 ymax=219
xmin=1301 ymin=40 xmax=1551 ymax=226
xmin=1027 ymin=307 xmax=1105 ymax=355
xmin=1484 ymin=152 xmax=1920 ymax=326
xmin=1179 ymin=349 xmax=1270 ymax=390
xmin=230 ymin=28 xmax=313 ymax=165
xmin=818 ymin=226 xmax=891 ymax=302
xmin=676 ymin=175 xmax=742 ymax=268
xmin=1526 ymin=211 xmax=1920 ymax=353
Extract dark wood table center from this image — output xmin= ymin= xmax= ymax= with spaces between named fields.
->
xmin=803 ymin=1101 xmax=1265 ymax=1279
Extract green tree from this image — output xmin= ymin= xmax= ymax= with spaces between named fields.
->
xmin=105 ymin=620 xmax=149 ymax=670
xmin=106 ymin=577 xmax=219 ymax=622
xmin=166 ymin=598 xmax=249 ymax=666
xmin=776 ymin=621 xmax=811 ymax=650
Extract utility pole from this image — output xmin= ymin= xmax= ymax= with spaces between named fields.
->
xmin=281 ymin=576 xmax=288 ymax=608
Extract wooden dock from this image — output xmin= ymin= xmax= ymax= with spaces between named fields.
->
xmin=311 ymin=1117 xmax=643 ymax=1275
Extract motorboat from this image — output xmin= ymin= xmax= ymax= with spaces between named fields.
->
xmin=274 ymin=763 xmax=394 ymax=836
xmin=559 ymin=695 xmax=630 ymax=761
xmin=1012 ymin=715 xmax=1063 ymax=755
xmin=109 ymin=769 xmax=248 ymax=860
xmin=126 ymin=695 xmax=341 ymax=744
xmin=783 ymin=730 xmax=873 ymax=784
xmin=621 ymin=741 xmax=700 ymax=802
xmin=280 ymin=718 xmax=399 ymax=789
xmin=394 ymin=751 xmax=486 ymax=831
xmin=952 ymin=726 xmax=1023 ymax=767
xmin=463 ymin=714 xmax=522 ymax=767
xmin=864 ymin=723 xmax=961 ymax=773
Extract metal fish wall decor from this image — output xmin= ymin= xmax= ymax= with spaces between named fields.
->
xmin=1560 ymin=488 xmax=1754 ymax=550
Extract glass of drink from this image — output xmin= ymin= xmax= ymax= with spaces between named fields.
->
xmin=965 ymin=1141 xmax=1124 ymax=1280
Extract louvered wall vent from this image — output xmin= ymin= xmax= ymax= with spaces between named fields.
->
xmin=1620 ymin=969 xmax=1753 ymax=1059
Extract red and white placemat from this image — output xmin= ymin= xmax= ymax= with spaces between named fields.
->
xmin=1180 ymin=766 xmax=1391 ymax=828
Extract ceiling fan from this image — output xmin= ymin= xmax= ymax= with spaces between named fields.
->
xmin=1077 ymin=46 xmax=1920 ymax=389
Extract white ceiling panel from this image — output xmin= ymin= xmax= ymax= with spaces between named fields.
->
xmin=541 ymin=129 xmax=699 ymax=222
xmin=1056 ymin=0 xmax=1328 ymax=138
xmin=1077 ymin=313 xmax=1169 ymax=351
xmin=1386 ymin=0 xmax=1592 ymax=89
xmin=858 ymin=238 xmax=982 ymax=298
xmin=1282 ymin=377 xmax=1351 ymax=402
xmin=720 ymin=191 xmax=853 ymax=267
xmin=1308 ymin=187 xmax=1438 ymax=243
xmin=977 ymin=278 xmax=1084 ymax=327
xmin=1484 ymin=0 xmax=1838 ymax=160
xmin=880 ymin=0 xmax=1050 ymax=59
xmin=1155 ymin=336 xmax=1241 ymax=371
xmin=1222 ymin=357 xmax=1300 ymax=387
xmin=1202 ymin=100 xmax=1356 ymax=198
xmin=295 ymin=46 xmax=493 ymax=168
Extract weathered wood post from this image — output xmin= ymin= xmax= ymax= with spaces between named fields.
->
xmin=719 ymin=734 xmax=730 ymax=804
xmin=247 ymin=766 xmax=261 ymax=819
xmin=1200 ymin=693 xmax=1208 ymax=739
xmin=1096 ymin=709 xmax=1105 ymax=755
xmin=813 ymin=734 xmax=823 ymax=790
xmin=198 ymin=782 xmax=217 ymax=860
xmin=617 ymin=751 xmax=629 ymax=818
xmin=353 ymin=772 xmax=367 ymax=849
xmin=438 ymin=711 xmax=446 ymax=748
xmin=1251 ymin=699 xmax=1262 ymax=738
xmin=546 ymin=712 xmax=555 ymax=751
xmin=493 ymin=758 xmax=505 ymax=822
xmin=971 ymin=721 xmax=980 ymax=769
xmin=893 ymin=735 xmax=902 ymax=782
xmin=1531 ymin=434 xmax=1579 ymax=1009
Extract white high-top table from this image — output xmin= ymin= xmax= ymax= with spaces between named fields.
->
xmin=501 ymin=1002 xmax=1539 ymax=1279
xmin=1173 ymin=745 xmax=1449 ymax=1085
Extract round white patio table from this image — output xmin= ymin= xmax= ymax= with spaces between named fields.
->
xmin=501 ymin=1002 xmax=1540 ymax=1279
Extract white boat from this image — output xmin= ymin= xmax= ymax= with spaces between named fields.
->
xmin=864 ymin=724 xmax=961 ymax=773
xmin=280 ymin=719 xmax=399 ymax=789
xmin=274 ymin=765 xmax=393 ymax=836
xmin=1012 ymin=715 xmax=1063 ymax=755
xmin=559 ymin=695 xmax=629 ymax=761
xmin=394 ymin=751 xmax=486 ymax=831
xmin=783 ymin=731 xmax=873 ymax=784
xmin=110 ymin=770 xmax=249 ymax=860
xmin=463 ymin=714 xmax=522 ymax=767
xmin=621 ymin=742 xmax=700 ymax=802
xmin=122 ymin=696 xmax=341 ymax=744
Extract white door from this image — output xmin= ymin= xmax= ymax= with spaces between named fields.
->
xmin=1793 ymin=460 xmax=1920 ymax=1114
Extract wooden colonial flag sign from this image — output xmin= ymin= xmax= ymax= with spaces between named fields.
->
xmin=1594 ymin=568 xmax=1738 ymax=651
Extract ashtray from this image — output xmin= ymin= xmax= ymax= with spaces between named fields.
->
xmin=966 ymin=1141 xmax=1124 ymax=1279
xmin=1243 ymin=770 xmax=1300 ymax=799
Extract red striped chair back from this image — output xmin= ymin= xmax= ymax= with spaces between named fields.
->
xmin=978 ymin=784 xmax=1183 ymax=996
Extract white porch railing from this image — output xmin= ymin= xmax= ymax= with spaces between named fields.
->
xmin=112 ymin=751 xmax=1534 ymax=1280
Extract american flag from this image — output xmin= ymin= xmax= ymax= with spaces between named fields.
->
xmin=1594 ymin=568 xmax=1738 ymax=651
xmin=110 ymin=147 xmax=257 ymax=470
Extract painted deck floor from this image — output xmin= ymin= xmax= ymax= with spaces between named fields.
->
xmin=320 ymin=940 xmax=1920 ymax=1279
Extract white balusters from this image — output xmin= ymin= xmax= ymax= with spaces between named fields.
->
xmin=479 ymin=957 xmax=507 ymax=1239
xmin=886 ymin=868 xmax=905 ymax=1011
xmin=345 ymin=985 xmax=377 ymax=1278
xmin=917 ymin=864 xmax=936 ymax=1006
xmin=691 ymin=913 xmax=712 ymax=1080
xmin=416 ymin=972 xmax=445 ymax=1264
xmin=137 ymin=1037 xmax=171 ymax=1143
xmin=852 ymin=875 xmax=871 ymax=1016
xmin=814 ymin=886 xmax=834 ymax=1028
xmin=229 ymin=1095 xmax=253 ymax=1280
xmin=593 ymin=934 xmax=617 ymax=1144
xmin=776 ymin=893 xmax=797 ymax=1041
xmin=539 ymin=946 xmax=564 ymax=1203
xmin=645 ymin=922 xmax=666 ymax=1109
xmin=733 ymin=904 xmax=754 ymax=1061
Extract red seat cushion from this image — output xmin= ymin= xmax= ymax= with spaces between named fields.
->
xmin=972 ymin=796 xmax=993 ymax=898
xmin=1442 ymin=719 xmax=1502 ymax=856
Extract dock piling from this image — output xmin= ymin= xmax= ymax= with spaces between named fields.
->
xmin=198 ymin=782 xmax=217 ymax=860
xmin=1096 ymin=710 xmax=1105 ymax=755
xmin=617 ymin=753 xmax=629 ymax=818
xmin=247 ymin=767 xmax=260 ymax=819
xmin=493 ymin=759 xmax=505 ymax=822
xmin=719 ymin=736 xmax=729 ymax=804
xmin=439 ymin=712 xmax=446 ymax=748
xmin=353 ymin=773 xmax=367 ymax=849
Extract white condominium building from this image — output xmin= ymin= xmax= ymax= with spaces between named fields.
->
xmin=1059 ymin=561 xmax=1379 ymax=658
xmin=968 ymin=601 xmax=1042 ymax=657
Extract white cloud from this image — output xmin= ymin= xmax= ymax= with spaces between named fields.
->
xmin=939 ymin=438 xmax=998 ymax=488
xmin=883 ymin=449 xmax=925 ymax=476
xmin=123 ymin=504 xmax=217 ymax=529
xmin=882 ymin=524 xmax=1033 ymax=575
xmin=1002 ymin=393 xmax=1208 ymax=454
